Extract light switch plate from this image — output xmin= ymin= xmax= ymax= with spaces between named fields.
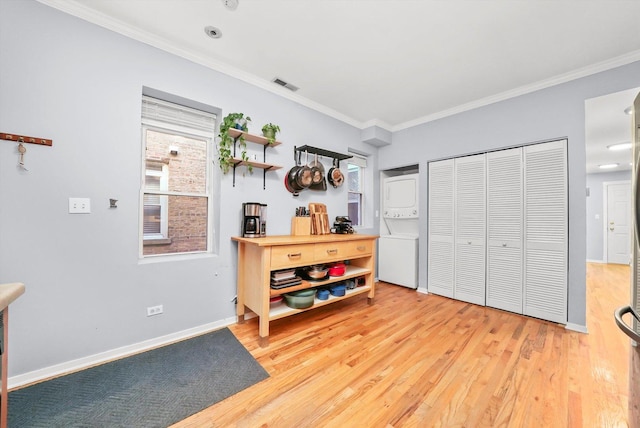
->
xmin=69 ymin=198 xmax=91 ymax=214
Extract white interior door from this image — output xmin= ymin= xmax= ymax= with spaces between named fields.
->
xmin=486 ymin=147 xmax=523 ymax=314
xmin=428 ymin=159 xmax=455 ymax=298
xmin=454 ymin=154 xmax=486 ymax=305
xmin=606 ymin=182 xmax=631 ymax=265
xmin=523 ymin=139 xmax=568 ymax=324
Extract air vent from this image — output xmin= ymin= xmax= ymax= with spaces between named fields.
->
xmin=272 ymin=78 xmax=299 ymax=92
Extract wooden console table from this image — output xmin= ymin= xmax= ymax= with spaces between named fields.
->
xmin=232 ymin=234 xmax=378 ymax=342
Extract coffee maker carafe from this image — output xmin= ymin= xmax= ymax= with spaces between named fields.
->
xmin=242 ymin=202 xmax=266 ymax=238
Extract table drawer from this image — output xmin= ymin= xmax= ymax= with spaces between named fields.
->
xmin=270 ymin=244 xmax=315 ymax=269
xmin=314 ymin=239 xmax=373 ymax=262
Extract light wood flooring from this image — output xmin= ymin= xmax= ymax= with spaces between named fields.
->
xmin=174 ymin=263 xmax=631 ymax=427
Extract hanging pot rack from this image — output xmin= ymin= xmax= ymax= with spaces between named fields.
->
xmin=294 ymin=145 xmax=351 ymax=167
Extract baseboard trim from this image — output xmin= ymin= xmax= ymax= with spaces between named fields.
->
xmin=565 ymin=322 xmax=588 ymax=334
xmin=416 ymin=287 xmax=428 ymax=295
xmin=9 ymin=316 xmax=237 ymax=389
xmin=586 ymin=259 xmax=605 ymax=264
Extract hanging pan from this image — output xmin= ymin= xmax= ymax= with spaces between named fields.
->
xmin=327 ymin=158 xmax=344 ymax=188
xmin=294 ymin=151 xmax=312 ymax=190
xmin=309 ymin=153 xmax=327 ymax=191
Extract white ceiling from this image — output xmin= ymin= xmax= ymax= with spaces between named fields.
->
xmin=39 ymin=0 xmax=640 ymax=131
xmin=585 ymin=88 xmax=638 ymax=175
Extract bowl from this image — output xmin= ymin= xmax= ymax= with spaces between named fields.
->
xmin=316 ymin=288 xmax=330 ymax=300
xmin=329 ymin=284 xmax=346 ymax=297
xmin=328 ymin=263 xmax=346 ymax=277
xmin=283 ymin=289 xmax=316 ymax=309
xmin=306 ymin=265 xmax=329 ymax=280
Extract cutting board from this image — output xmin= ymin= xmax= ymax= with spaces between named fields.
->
xmin=309 ymin=203 xmax=330 ymax=235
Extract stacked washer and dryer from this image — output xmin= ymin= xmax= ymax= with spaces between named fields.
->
xmin=378 ymin=173 xmax=419 ymax=289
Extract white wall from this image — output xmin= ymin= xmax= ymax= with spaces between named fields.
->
xmin=0 ymin=0 xmax=378 ymax=381
xmin=380 ymin=62 xmax=640 ymax=329
xmin=586 ymin=170 xmax=632 ymax=262
xmin=3 ymin=0 xmax=640 ymax=380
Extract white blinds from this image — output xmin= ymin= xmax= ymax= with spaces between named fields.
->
xmin=142 ymin=96 xmax=216 ymax=132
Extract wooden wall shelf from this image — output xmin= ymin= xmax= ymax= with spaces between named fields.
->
xmin=227 ymin=128 xmax=282 ymax=189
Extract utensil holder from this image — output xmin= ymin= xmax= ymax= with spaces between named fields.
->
xmin=291 ymin=217 xmax=311 ymax=236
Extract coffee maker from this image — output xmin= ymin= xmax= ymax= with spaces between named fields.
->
xmin=242 ymin=202 xmax=267 ymax=238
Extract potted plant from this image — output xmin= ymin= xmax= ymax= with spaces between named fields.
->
xmin=217 ymin=112 xmax=252 ymax=174
xmin=261 ymin=123 xmax=280 ymax=145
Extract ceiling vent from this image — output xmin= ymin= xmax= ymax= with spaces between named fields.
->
xmin=272 ymin=78 xmax=299 ymax=92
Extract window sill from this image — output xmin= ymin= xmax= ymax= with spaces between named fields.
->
xmin=143 ymin=238 xmax=172 ymax=246
xmin=138 ymin=251 xmax=217 ymax=264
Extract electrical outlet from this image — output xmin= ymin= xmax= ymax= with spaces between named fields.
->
xmin=146 ymin=305 xmax=163 ymax=317
xmin=69 ymin=198 xmax=91 ymax=214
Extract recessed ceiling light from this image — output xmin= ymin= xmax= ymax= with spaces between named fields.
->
xmin=607 ymin=142 xmax=632 ymax=151
xmin=624 ymin=106 xmax=633 ymax=115
xmin=599 ymin=163 xmax=619 ymax=169
xmin=204 ymin=26 xmax=222 ymax=39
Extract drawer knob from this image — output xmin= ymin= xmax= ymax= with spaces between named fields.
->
xmin=327 ymin=249 xmax=338 ymax=255
xmin=288 ymin=252 xmax=302 ymax=258
xmin=357 ymin=245 xmax=366 ymax=251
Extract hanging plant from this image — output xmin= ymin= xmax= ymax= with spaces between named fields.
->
xmin=217 ymin=112 xmax=252 ymax=174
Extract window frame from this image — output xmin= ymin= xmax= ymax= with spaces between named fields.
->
xmin=348 ymin=152 xmax=367 ymax=227
xmin=143 ymin=160 xmax=169 ymax=241
xmin=139 ymin=110 xmax=215 ymax=259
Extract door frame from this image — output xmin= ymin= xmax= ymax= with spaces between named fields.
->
xmin=602 ymin=180 xmax=631 ymax=264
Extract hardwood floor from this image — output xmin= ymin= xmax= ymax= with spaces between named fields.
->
xmin=174 ymin=263 xmax=631 ymax=427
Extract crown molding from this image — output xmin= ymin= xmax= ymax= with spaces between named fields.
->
xmin=34 ymin=1 xmax=640 ymax=134
xmin=392 ymin=50 xmax=640 ymax=132
xmin=36 ymin=0 xmax=365 ymax=129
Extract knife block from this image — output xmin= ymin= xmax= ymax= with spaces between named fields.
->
xmin=291 ymin=217 xmax=311 ymax=236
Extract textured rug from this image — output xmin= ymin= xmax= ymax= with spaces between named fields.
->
xmin=9 ymin=328 xmax=268 ymax=428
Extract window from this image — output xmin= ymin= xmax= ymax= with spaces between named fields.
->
xmin=347 ymin=153 xmax=367 ymax=227
xmin=140 ymin=95 xmax=216 ymax=257
xmin=143 ymin=162 xmax=168 ymax=240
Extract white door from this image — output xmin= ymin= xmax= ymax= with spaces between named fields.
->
xmin=606 ymin=182 xmax=631 ymax=265
xmin=523 ymin=140 xmax=568 ymax=324
xmin=454 ymin=154 xmax=486 ymax=305
xmin=428 ymin=159 xmax=455 ymax=298
xmin=486 ymin=147 xmax=523 ymax=314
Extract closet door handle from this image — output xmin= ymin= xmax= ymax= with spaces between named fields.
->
xmin=615 ymin=306 xmax=640 ymax=343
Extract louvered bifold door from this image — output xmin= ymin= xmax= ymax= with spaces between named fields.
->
xmin=486 ymin=148 xmax=523 ymax=314
xmin=454 ymin=154 xmax=486 ymax=305
xmin=428 ymin=159 xmax=455 ymax=298
xmin=523 ymin=140 xmax=568 ymax=323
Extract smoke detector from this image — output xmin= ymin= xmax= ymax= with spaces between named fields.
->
xmin=222 ymin=0 xmax=239 ymax=10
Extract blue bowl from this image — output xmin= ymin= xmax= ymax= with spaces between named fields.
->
xmin=329 ymin=284 xmax=346 ymax=297
xmin=316 ymin=289 xmax=330 ymax=300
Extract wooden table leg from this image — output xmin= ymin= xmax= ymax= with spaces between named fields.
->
xmin=1 ymin=308 xmax=8 ymax=428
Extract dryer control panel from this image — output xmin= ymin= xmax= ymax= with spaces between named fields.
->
xmin=383 ymin=208 xmax=419 ymax=218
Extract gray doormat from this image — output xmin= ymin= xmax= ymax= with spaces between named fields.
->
xmin=9 ymin=327 xmax=268 ymax=427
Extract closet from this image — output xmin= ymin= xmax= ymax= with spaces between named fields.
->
xmin=427 ymin=139 xmax=567 ymax=324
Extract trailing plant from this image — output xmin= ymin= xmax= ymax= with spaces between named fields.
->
xmin=217 ymin=113 xmax=252 ymax=174
xmin=261 ymin=123 xmax=281 ymax=145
